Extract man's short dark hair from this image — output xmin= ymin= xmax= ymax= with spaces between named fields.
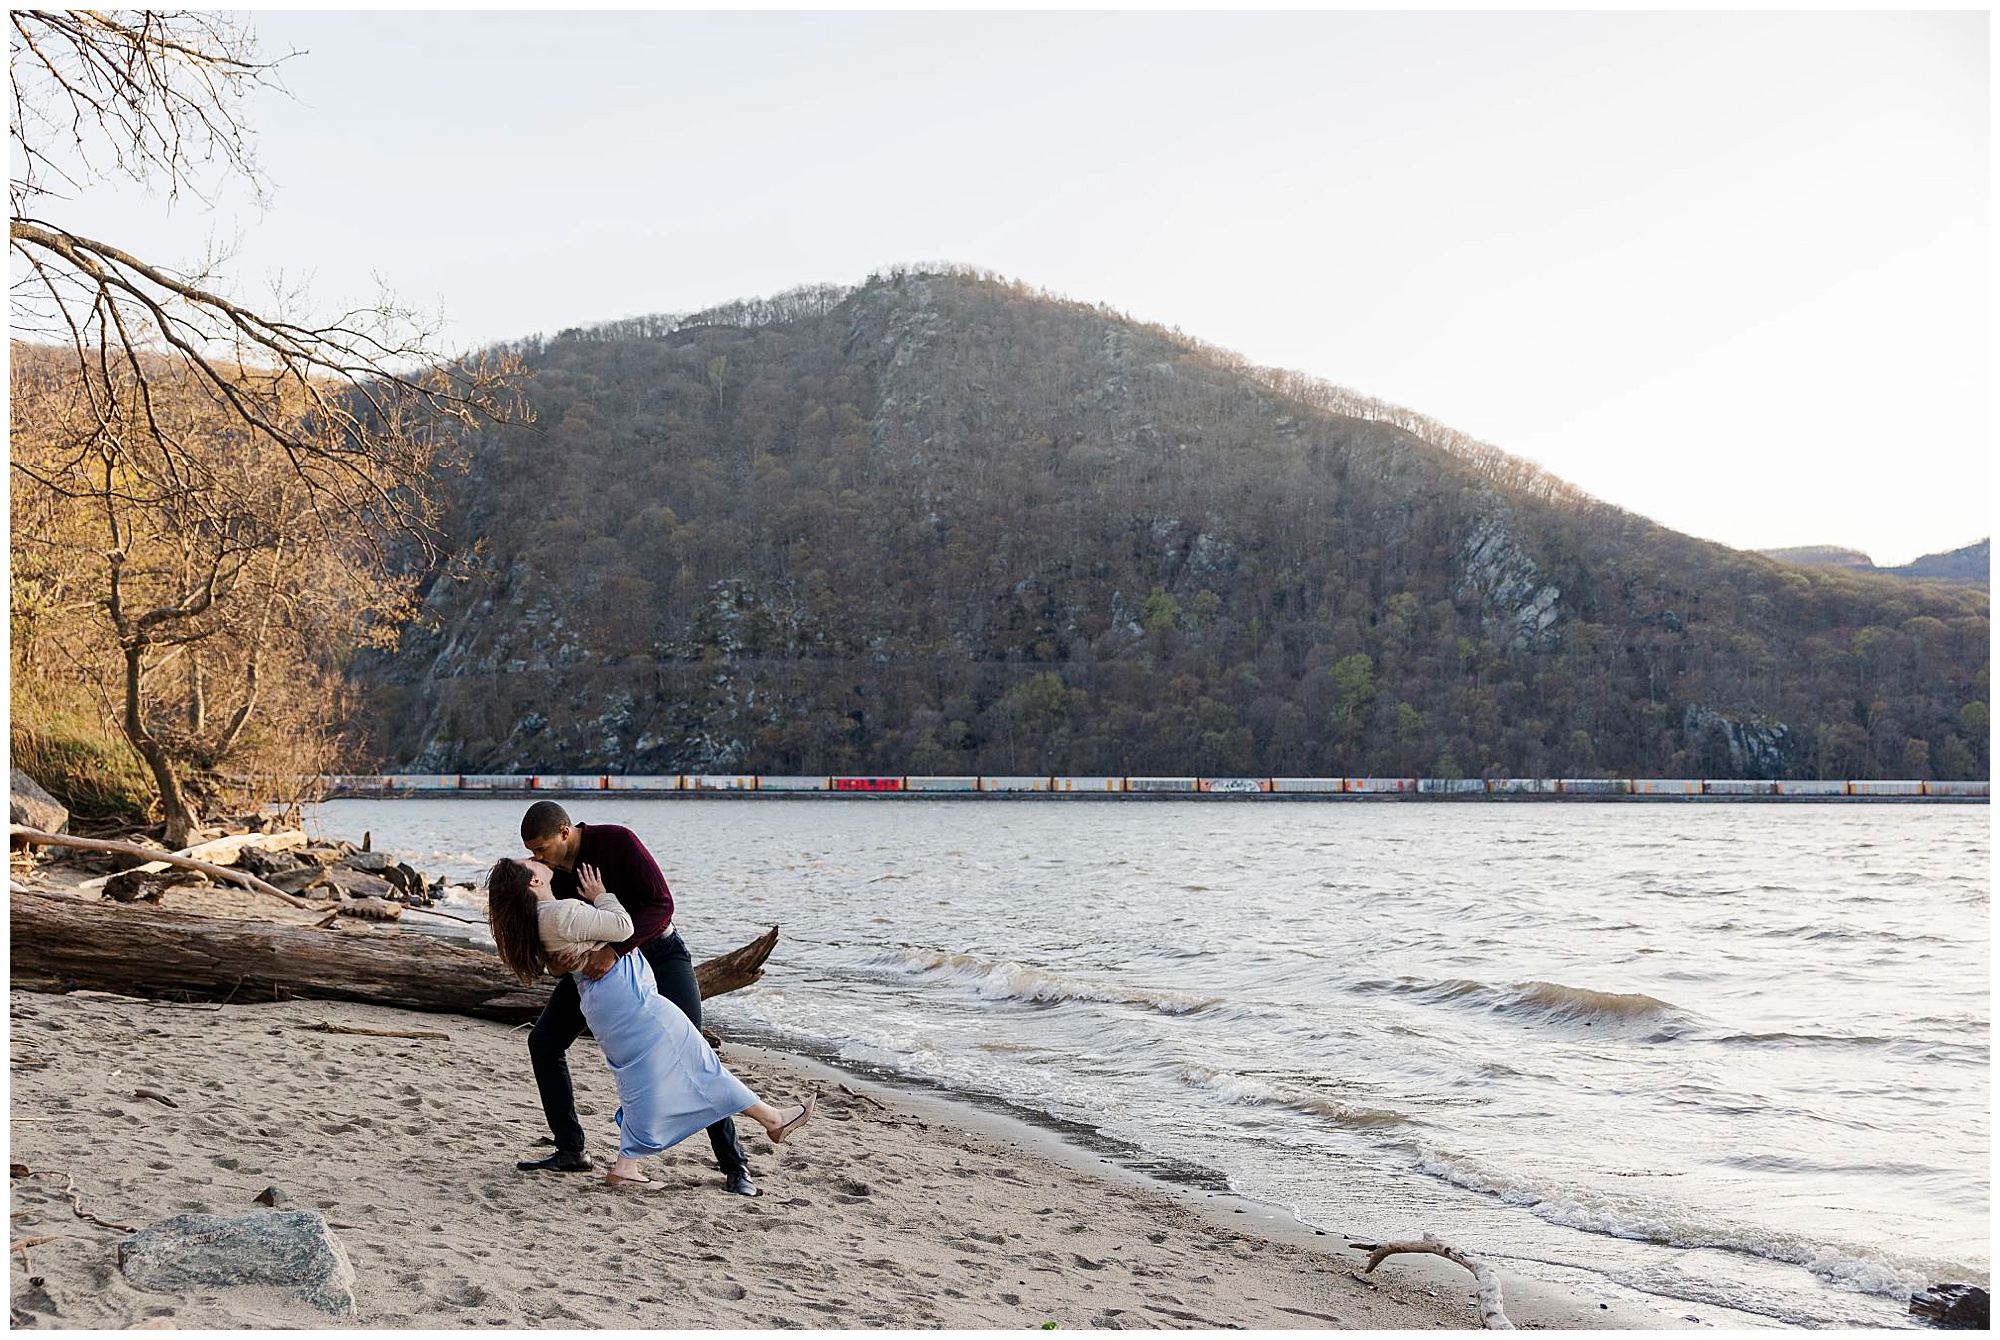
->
xmin=521 ymin=800 xmax=572 ymax=842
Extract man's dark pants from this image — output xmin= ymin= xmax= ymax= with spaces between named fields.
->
xmin=527 ymin=930 xmax=747 ymax=1176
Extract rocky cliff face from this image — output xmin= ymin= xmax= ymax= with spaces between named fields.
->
xmin=1456 ymin=514 xmax=1562 ymax=650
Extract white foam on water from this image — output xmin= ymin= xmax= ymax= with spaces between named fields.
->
xmin=879 ymin=947 xmax=1221 ymax=1015
xmin=1176 ymin=1063 xmax=1410 ymax=1129
xmin=1412 ymin=1144 xmax=1974 ymax=1301
xmin=435 ymin=882 xmax=488 ymax=913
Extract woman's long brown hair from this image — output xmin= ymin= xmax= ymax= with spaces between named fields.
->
xmin=486 ymin=858 xmax=548 ymax=986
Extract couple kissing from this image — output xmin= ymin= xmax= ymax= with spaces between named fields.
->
xmin=485 ymin=801 xmax=813 ymax=1193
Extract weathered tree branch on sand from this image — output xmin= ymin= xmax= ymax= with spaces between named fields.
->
xmin=76 ymin=830 xmax=307 ymax=889
xmin=303 ymin=1022 xmax=451 ymax=1041
xmin=10 ymin=826 xmax=312 ymax=909
xmin=8 ymin=890 xmax=778 ymax=1023
xmin=1353 ymin=1233 xmax=1514 ymax=1330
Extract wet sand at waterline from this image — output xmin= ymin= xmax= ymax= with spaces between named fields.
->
xmin=9 ymin=983 xmax=1647 ymax=1330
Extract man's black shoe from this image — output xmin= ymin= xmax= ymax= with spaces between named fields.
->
xmin=517 ymin=1150 xmax=593 ymax=1173
xmin=724 ymin=1169 xmax=760 ymax=1197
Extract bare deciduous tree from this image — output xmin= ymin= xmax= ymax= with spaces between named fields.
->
xmin=9 ymin=11 xmax=525 ymax=842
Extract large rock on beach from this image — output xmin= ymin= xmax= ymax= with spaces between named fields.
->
xmin=102 ymin=870 xmax=168 ymax=903
xmin=117 ymin=1210 xmax=356 ymax=1318
xmin=265 ymin=866 xmax=333 ymax=896
xmin=382 ymin=861 xmax=426 ymax=900
xmin=10 ymin=769 xmax=69 ymax=834
xmin=235 ymin=846 xmax=305 ymax=879
xmin=318 ymin=867 xmax=394 ymax=901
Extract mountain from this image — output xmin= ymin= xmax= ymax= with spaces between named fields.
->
xmin=1759 ymin=539 xmax=1989 ymax=586
xmin=1896 ymin=539 xmax=1989 ymax=585
xmin=348 ymin=269 xmax=1990 ymax=781
xmin=1756 ymin=546 xmax=1874 ymax=569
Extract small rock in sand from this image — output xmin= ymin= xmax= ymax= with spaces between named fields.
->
xmin=118 ymin=1210 xmax=355 ymax=1318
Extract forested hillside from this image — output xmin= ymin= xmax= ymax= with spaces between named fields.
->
xmin=348 ymin=270 xmax=1989 ymax=780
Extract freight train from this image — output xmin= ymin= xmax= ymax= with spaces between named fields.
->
xmin=319 ymin=775 xmax=1987 ymax=799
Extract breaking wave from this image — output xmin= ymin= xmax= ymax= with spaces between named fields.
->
xmin=1177 ymin=1064 xmax=1411 ymax=1129
xmin=1352 ymin=975 xmax=1693 ymax=1032
xmin=435 ymin=882 xmax=489 ymax=914
xmin=882 ymin=949 xmax=1220 ymax=1015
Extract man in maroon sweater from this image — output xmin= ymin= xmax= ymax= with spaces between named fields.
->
xmin=513 ymin=800 xmax=756 ymax=1196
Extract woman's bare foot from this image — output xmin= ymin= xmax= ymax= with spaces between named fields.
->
xmin=606 ymin=1155 xmax=651 ymax=1183
xmin=769 ymin=1093 xmax=816 ymax=1144
xmin=605 ymin=1172 xmax=672 ymax=1192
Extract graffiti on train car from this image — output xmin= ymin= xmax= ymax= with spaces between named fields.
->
xmin=312 ymin=773 xmax=1984 ymax=801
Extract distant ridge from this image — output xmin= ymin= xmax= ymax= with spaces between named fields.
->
xmin=1760 ymin=538 xmax=1989 ymax=587
xmin=1756 ymin=545 xmax=1874 ymax=569
xmin=348 ymin=268 xmax=1989 ymax=783
xmin=1898 ymin=538 xmax=1990 ymax=584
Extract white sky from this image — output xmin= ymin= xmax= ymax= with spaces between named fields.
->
xmin=22 ymin=9 xmax=1990 ymax=566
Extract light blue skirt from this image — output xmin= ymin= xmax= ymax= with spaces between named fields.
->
xmin=575 ymin=951 xmax=758 ymax=1159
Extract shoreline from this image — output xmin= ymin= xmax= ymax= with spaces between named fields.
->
xmin=732 ymin=1041 xmax=1731 ymax=1331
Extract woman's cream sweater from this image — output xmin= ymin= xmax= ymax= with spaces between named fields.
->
xmin=535 ymin=891 xmax=636 ymax=958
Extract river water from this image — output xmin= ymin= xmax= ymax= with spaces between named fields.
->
xmin=313 ymin=797 xmax=1988 ymax=1327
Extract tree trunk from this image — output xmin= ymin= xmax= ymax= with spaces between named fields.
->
xmin=123 ymin=644 xmax=199 ymax=848
xmin=8 ymin=891 xmax=778 ymax=1023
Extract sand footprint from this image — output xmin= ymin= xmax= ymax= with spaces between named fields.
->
xmin=440 ymin=1281 xmax=490 ymax=1308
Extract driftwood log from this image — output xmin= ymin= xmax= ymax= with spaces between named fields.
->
xmin=9 ymin=890 xmax=779 ymax=1023
xmin=1355 ymin=1233 xmax=1514 ymax=1330
xmin=10 ymin=827 xmax=312 ymax=910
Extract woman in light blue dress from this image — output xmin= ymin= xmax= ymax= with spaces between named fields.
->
xmin=487 ymin=858 xmax=813 ymax=1188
